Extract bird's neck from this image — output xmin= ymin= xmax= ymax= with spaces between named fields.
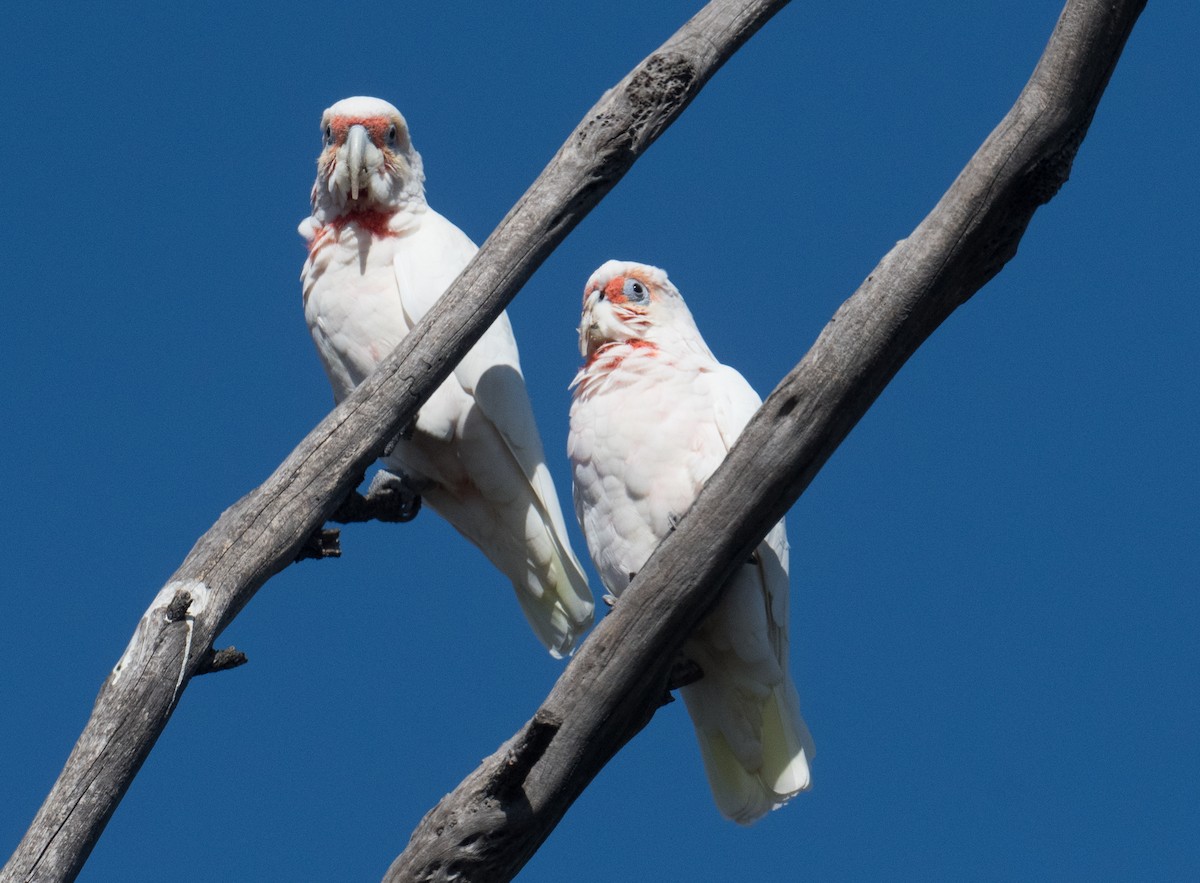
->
xmin=301 ymin=202 xmax=425 ymax=253
xmin=584 ymin=338 xmax=659 ymax=370
xmin=328 ymin=208 xmax=401 ymax=238
xmin=571 ymin=338 xmax=673 ymax=400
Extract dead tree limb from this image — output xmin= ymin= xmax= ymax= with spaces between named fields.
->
xmin=0 ymin=1 xmax=789 ymax=881
xmin=383 ymin=0 xmax=1146 ymax=879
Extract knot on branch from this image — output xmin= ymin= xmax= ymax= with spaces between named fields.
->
xmin=571 ymin=52 xmax=697 ymax=163
xmin=629 ymin=52 xmax=697 ymax=112
xmin=626 ymin=52 xmax=697 ymax=141
xmin=164 ymin=590 xmax=192 ymax=623
xmin=1024 ymin=124 xmax=1086 ymax=207
xmin=484 ymin=710 xmax=562 ymax=802
xmin=195 ymin=646 xmax=248 ymax=676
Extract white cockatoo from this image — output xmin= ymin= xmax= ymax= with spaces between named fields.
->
xmin=299 ymin=96 xmax=593 ymax=657
xmin=568 ymin=260 xmax=814 ymax=823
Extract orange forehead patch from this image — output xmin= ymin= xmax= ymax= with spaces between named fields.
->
xmin=603 ymin=276 xmax=629 ymax=304
xmin=328 ymin=115 xmax=394 ymax=146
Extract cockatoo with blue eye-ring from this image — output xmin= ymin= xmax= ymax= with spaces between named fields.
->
xmin=568 ymin=259 xmax=814 ymax=822
xmin=299 ymin=96 xmax=593 ymax=657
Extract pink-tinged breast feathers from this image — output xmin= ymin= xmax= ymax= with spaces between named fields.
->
xmin=305 ymin=210 xmax=397 ymax=252
xmin=330 ymin=210 xmax=395 ymax=238
xmin=584 ymin=338 xmax=658 ymax=372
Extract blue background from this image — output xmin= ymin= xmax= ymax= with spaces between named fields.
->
xmin=3 ymin=2 xmax=1197 ymax=880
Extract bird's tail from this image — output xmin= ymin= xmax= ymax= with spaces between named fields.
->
xmin=509 ymin=456 xmax=595 ymax=657
xmin=511 ymin=522 xmax=594 ymax=658
xmin=682 ymin=671 xmax=814 ymax=825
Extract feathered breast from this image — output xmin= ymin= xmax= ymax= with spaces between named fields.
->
xmin=571 ymin=339 xmax=665 ymax=400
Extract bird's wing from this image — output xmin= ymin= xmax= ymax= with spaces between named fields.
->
xmin=710 ymin=363 xmax=763 ymax=449
xmin=393 ymin=209 xmax=593 ymax=652
xmin=391 ymin=208 xmax=560 ymax=521
xmin=708 ymin=362 xmax=798 ymax=657
xmin=709 ymin=363 xmax=791 ymax=637
xmin=682 ymin=363 xmax=813 ymax=822
xmin=391 ymin=207 xmax=480 ymax=324
xmin=390 ymin=208 xmax=479 ymax=442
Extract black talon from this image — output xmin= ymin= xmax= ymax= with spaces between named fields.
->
xmin=394 ymin=492 xmax=421 ymax=522
xmin=659 ymin=657 xmax=704 ymax=706
xmin=297 ymin=527 xmax=342 ymax=560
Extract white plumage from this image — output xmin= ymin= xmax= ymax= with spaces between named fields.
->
xmin=568 ymin=260 xmax=814 ymax=823
xmin=300 ymin=97 xmax=593 ymax=657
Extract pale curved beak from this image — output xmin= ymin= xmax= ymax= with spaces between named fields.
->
xmin=579 ymin=290 xmax=604 ymax=357
xmin=345 ymin=124 xmax=370 ymax=199
xmin=331 ymin=124 xmax=386 ymax=201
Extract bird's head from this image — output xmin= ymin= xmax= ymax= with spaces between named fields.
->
xmin=310 ymin=96 xmax=425 ymax=223
xmin=578 ymin=260 xmax=704 ymax=360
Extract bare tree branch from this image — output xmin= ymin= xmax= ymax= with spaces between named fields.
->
xmin=1 ymin=1 xmax=789 ymax=880
xmin=383 ymin=0 xmax=1146 ymax=879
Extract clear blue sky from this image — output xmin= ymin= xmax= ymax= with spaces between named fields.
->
xmin=3 ymin=2 xmax=1197 ymax=880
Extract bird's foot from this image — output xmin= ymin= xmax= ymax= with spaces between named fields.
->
xmin=365 ymin=469 xmax=422 ymax=522
xmin=659 ymin=656 xmax=704 ymax=706
xmin=296 ymin=527 xmax=342 ymax=560
xmin=330 ymin=470 xmax=422 ymax=524
xmin=668 ymin=656 xmax=703 ymax=691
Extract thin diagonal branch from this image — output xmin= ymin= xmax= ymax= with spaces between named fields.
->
xmin=1 ymin=1 xmax=789 ymax=881
xmin=383 ymin=1 xmax=1145 ymax=879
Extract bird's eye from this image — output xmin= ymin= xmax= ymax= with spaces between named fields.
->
xmin=323 ymin=124 xmax=333 ymax=145
xmin=622 ymin=278 xmax=648 ymax=302
xmin=387 ymin=124 xmax=398 ymax=146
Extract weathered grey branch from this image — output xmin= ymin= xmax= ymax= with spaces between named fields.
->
xmin=1 ymin=1 xmax=788 ymax=881
xmin=383 ymin=1 xmax=1145 ymax=879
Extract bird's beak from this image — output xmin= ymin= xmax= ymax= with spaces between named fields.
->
xmin=580 ymin=291 xmax=604 ymax=357
xmin=341 ymin=124 xmax=375 ymax=200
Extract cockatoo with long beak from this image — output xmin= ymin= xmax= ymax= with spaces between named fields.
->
xmin=299 ymin=96 xmax=593 ymax=657
xmin=568 ymin=260 xmax=814 ymax=823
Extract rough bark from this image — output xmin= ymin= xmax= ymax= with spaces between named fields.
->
xmin=0 ymin=1 xmax=788 ymax=881
xmin=383 ymin=1 xmax=1146 ymax=880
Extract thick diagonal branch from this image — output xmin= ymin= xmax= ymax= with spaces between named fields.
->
xmin=383 ymin=1 xmax=1146 ymax=880
xmin=0 ymin=2 xmax=790 ymax=881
